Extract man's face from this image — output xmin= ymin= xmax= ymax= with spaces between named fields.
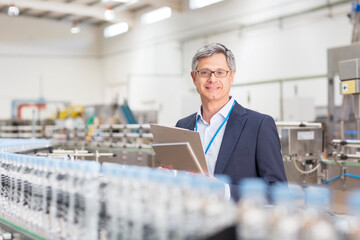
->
xmin=191 ymin=53 xmax=235 ymax=103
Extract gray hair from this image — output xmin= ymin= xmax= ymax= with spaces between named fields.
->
xmin=191 ymin=43 xmax=236 ymax=72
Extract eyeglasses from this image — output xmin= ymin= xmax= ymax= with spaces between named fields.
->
xmin=195 ymin=70 xmax=231 ymax=78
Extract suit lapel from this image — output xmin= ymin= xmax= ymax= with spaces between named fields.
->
xmin=214 ymin=102 xmax=248 ymax=174
xmin=183 ymin=113 xmax=197 ymax=130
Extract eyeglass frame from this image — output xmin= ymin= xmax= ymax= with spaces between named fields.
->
xmin=194 ymin=70 xmax=232 ymax=78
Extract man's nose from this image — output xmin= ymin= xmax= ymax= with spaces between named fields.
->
xmin=209 ymin=73 xmax=217 ymax=82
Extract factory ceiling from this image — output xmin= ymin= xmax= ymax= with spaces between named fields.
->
xmin=0 ymin=0 xmax=182 ymax=26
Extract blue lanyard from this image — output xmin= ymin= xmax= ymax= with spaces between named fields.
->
xmin=195 ymin=101 xmax=235 ymax=155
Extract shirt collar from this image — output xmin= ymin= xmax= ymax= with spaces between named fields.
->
xmin=196 ymin=96 xmax=235 ymax=122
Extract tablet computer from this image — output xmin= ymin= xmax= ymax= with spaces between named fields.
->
xmin=152 ymin=142 xmax=206 ymax=174
xmin=150 ymin=124 xmax=208 ymax=174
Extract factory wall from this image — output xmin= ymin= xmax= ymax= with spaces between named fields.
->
xmin=101 ymin=0 xmax=353 ymax=124
xmin=0 ymin=0 xmax=355 ymax=124
xmin=0 ymin=15 xmax=104 ymax=119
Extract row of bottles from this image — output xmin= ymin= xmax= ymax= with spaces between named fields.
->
xmin=236 ymin=178 xmax=360 ymax=240
xmin=100 ymin=163 xmax=236 ymax=240
xmin=0 ymin=151 xmax=236 ymax=240
xmin=0 ymin=138 xmax=51 ymax=153
xmin=1 ymin=138 xmax=360 ymax=240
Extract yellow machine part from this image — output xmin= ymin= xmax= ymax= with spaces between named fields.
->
xmin=58 ymin=105 xmax=85 ymax=119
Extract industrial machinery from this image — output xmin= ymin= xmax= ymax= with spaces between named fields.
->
xmin=278 ymin=122 xmax=323 ymax=184
xmin=278 ymin=54 xmax=360 ymax=212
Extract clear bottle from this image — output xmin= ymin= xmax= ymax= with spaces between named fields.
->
xmin=237 ymin=178 xmax=269 ymax=240
xmin=1 ymin=153 xmax=12 ymax=215
xmin=0 ymin=152 xmax=8 ymax=210
xmin=6 ymin=153 xmax=17 ymax=218
xmin=13 ymin=154 xmax=25 ymax=220
xmin=298 ymin=186 xmax=338 ymax=240
xmin=64 ymin=160 xmax=80 ymax=240
xmin=20 ymin=155 xmax=34 ymax=226
xmin=29 ymin=157 xmax=45 ymax=231
xmin=49 ymin=158 xmax=70 ymax=239
xmin=127 ymin=166 xmax=146 ymax=240
xmin=117 ymin=166 xmax=132 ymax=240
xmin=41 ymin=158 xmax=57 ymax=235
xmin=206 ymin=175 xmax=236 ymax=238
xmin=7 ymin=154 xmax=15 ymax=216
xmin=100 ymin=163 xmax=122 ymax=240
xmin=75 ymin=160 xmax=101 ymax=240
xmin=146 ymin=170 xmax=170 ymax=240
xmin=178 ymin=173 xmax=203 ymax=240
xmin=270 ymin=183 xmax=302 ymax=240
xmin=166 ymin=172 xmax=185 ymax=240
xmin=347 ymin=189 xmax=360 ymax=240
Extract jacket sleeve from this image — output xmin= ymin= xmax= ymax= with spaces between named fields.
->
xmin=256 ymin=115 xmax=287 ymax=183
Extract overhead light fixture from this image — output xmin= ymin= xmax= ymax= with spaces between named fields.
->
xmin=8 ymin=3 xmax=19 ymax=16
xmin=189 ymin=0 xmax=223 ymax=10
xmin=141 ymin=7 xmax=171 ymax=25
xmin=70 ymin=21 xmax=80 ymax=34
xmin=104 ymin=6 xmax=115 ymax=21
xmin=104 ymin=22 xmax=129 ymax=38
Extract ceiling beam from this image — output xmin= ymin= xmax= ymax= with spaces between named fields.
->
xmin=76 ymin=16 xmax=92 ymax=23
xmin=145 ymin=0 xmax=181 ymax=11
xmin=87 ymin=0 xmax=101 ymax=6
xmin=19 ymin=8 xmax=31 ymax=15
xmin=56 ymin=13 xmax=72 ymax=20
xmin=113 ymin=0 xmax=143 ymax=12
xmin=36 ymin=10 xmax=51 ymax=18
xmin=0 ymin=0 xmax=134 ymax=25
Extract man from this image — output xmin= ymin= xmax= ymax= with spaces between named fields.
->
xmin=176 ymin=43 xmax=287 ymax=200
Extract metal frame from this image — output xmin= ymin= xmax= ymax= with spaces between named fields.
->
xmin=327 ymin=42 xmax=360 ymax=148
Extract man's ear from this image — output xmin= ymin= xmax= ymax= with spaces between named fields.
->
xmin=230 ymin=70 xmax=236 ymax=85
xmin=191 ymin=71 xmax=196 ymax=83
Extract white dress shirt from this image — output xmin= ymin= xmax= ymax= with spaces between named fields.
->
xmin=195 ymin=97 xmax=235 ymax=175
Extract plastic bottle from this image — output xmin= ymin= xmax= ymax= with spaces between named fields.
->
xmin=12 ymin=154 xmax=25 ymax=220
xmin=206 ymin=175 xmax=236 ymax=237
xmin=165 ymin=172 xmax=185 ymax=240
xmin=298 ymin=186 xmax=338 ymax=240
xmin=18 ymin=155 xmax=32 ymax=225
xmin=49 ymin=159 xmax=70 ymax=239
xmin=41 ymin=158 xmax=57 ymax=234
xmin=29 ymin=157 xmax=45 ymax=231
xmin=237 ymin=178 xmax=269 ymax=240
xmin=0 ymin=153 xmax=11 ymax=214
xmin=347 ymin=189 xmax=360 ymax=240
xmin=75 ymin=161 xmax=101 ymax=240
xmin=100 ymin=163 xmax=122 ymax=240
xmin=270 ymin=183 xmax=302 ymax=240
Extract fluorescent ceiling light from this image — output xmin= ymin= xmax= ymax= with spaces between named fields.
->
xmin=141 ymin=7 xmax=171 ymax=25
xmin=71 ymin=21 xmax=80 ymax=34
xmin=104 ymin=22 xmax=129 ymax=38
xmin=8 ymin=3 xmax=19 ymax=16
xmin=189 ymin=0 xmax=223 ymax=10
xmin=71 ymin=26 xmax=80 ymax=34
xmin=104 ymin=7 xmax=115 ymax=21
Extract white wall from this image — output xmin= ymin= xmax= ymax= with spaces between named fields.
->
xmin=0 ymin=14 xmax=104 ymax=119
xmin=100 ymin=0 xmax=353 ymax=123
xmin=0 ymin=0 xmax=356 ymax=123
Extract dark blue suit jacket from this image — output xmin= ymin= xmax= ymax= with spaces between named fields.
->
xmin=176 ymin=101 xmax=287 ymax=200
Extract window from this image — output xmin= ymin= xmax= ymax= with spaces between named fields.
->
xmin=104 ymin=22 xmax=129 ymax=38
xmin=141 ymin=7 xmax=172 ymax=25
xmin=189 ymin=0 xmax=224 ymax=10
